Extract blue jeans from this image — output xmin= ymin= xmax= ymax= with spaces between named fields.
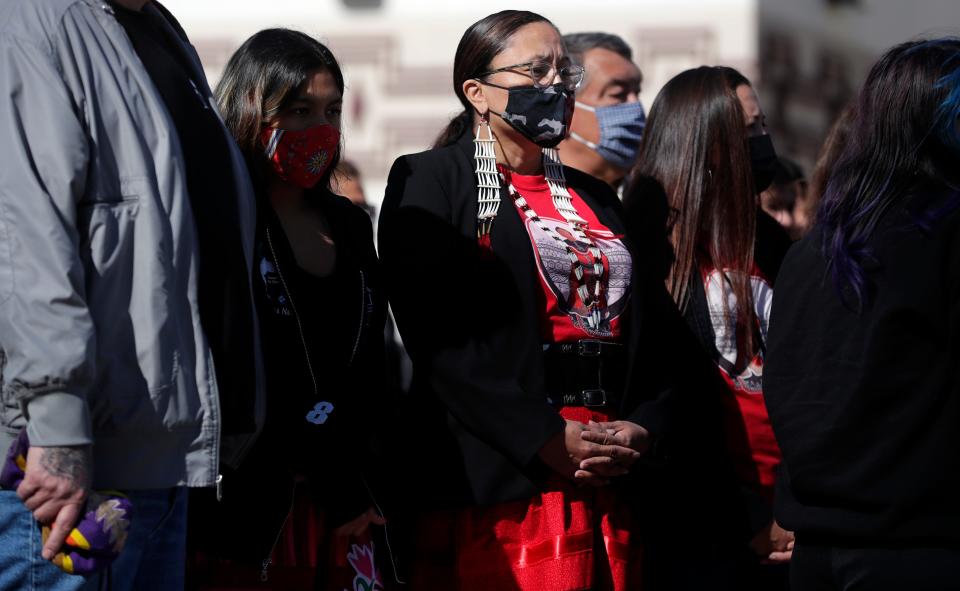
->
xmin=0 ymin=487 xmax=188 ymax=591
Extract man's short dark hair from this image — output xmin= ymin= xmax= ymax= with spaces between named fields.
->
xmin=563 ymin=32 xmax=633 ymax=65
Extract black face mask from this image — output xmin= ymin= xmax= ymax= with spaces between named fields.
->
xmin=749 ymin=134 xmax=779 ymax=193
xmin=488 ymin=82 xmax=575 ymax=148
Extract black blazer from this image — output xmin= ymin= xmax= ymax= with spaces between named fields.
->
xmin=379 ymin=132 xmax=715 ymax=508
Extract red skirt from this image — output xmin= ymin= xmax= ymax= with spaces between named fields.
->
xmin=411 ymin=408 xmax=642 ymax=591
xmin=189 ymin=483 xmax=387 ymax=590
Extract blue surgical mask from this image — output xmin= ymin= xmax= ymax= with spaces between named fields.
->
xmin=570 ymin=100 xmax=646 ymax=170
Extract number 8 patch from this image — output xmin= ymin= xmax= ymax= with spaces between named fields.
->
xmin=306 ymin=401 xmax=334 ymax=425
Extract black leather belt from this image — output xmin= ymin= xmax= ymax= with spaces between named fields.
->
xmin=560 ymin=388 xmax=611 ymax=408
xmin=542 ymin=340 xmax=627 ymax=409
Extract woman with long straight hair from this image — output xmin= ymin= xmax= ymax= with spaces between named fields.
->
xmin=378 ymin=10 xmax=704 ymax=590
xmin=765 ymin=38 xmax=960 ymax=590
xmin=186 ymin=29 xmax=392 ymax=590
xmin=624 ymin=66 xmax=793 ymax=589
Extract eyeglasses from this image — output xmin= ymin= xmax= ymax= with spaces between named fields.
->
xmin=476 ymin=60 xmax=585 ymax=92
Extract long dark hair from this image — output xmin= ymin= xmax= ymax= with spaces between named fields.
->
xmin=806 ymin=104 xmax=855 ymax=228
xmin=629 ymin=66 xmax=758 ymax=349
xmin=433 ymin=10 xmax=556 ymax=148
xmin=216 ymin=28 xmax=345 ymax=193
xmin=818 ymin=38 xmax=960 ymax=307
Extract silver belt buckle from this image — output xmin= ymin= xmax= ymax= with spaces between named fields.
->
xmin=578 ymin=340 xmax=602 ymax=357
xmin=581 ymin=389 xmax=608 ymax=407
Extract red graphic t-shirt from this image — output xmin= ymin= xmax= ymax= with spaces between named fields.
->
xmin=508 ymin=172 xmax=632 ymax=344
xmin=701 ymin=264 xmax=782 ymax=499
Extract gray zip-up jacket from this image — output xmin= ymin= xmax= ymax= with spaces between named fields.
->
xmin=0 ymin=0 xmax=264 ymax=489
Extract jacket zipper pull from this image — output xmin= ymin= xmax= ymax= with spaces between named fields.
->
xmin=260 ymin=558 xmax=271 ymax=582
xmin=215 ymin=474 xmax=223 ymax=502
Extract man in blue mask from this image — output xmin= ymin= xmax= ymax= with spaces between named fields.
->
xmin=558 ymin=32 xmax=645 ymax=191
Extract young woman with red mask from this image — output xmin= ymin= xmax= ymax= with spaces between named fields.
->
xmin=186 ymin=29 xmax=394 ymax=590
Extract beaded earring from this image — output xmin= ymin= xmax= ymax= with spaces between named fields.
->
xmin=474 ymin=115 xmax=500 ymax=240
xmin=471 ymin=123 xmax=608 ymax=329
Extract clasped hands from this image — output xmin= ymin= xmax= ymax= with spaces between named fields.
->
xmin=538 ymin=419 xmax=650 ymax=486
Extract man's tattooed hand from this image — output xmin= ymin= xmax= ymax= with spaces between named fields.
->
xmin=18 ymin=445 xmax=92 ymax=561
xmin=37 ymin=446 xmax=91 ymax=484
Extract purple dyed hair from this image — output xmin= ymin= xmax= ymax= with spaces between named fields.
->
xmin=818 ymin=38 xmax=960 ymax=309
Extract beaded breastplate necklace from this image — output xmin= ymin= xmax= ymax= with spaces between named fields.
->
xmin=474 ymin=122 xmax=607 ymax=329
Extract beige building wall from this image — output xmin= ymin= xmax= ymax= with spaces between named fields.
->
xmin=165 ymin=0 xmax=757 ymax=208
xmin=758 ymin=0 xmax=960 ymax=165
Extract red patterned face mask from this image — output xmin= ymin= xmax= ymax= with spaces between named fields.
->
xmin=261 ymin=124 xmax=340 ymax=189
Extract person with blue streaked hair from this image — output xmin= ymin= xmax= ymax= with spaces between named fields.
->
xmin=764 ymin=37 xmax=960 ymax=591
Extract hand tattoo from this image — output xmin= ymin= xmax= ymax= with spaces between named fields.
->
xmin=38 ymin=447 xmax=90 ymax=484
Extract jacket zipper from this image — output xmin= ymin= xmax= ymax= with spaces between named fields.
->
xmin=261 ymin=228 xmax=316 ymax=583
xmin=348 ymin=269 xmax=366 ymax=368
xmin=260 ymin=483 xmax=296 ymax=582
xmin=265 ymin=227 xmax=320 ymax=398
xmin=263 ymin=227 xmax=375 ymax=582
xmin=265 ymin=227 xmax=366 ymax=389
xmin=361 ymin=474 xmax=406 ymax=585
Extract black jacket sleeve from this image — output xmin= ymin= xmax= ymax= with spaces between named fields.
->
xmin=624 ymin=271 xmax=725 ymax=458
xmin=378 ymin=154 xmax=565 ymax=473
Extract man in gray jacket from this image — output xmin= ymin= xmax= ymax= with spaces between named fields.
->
xmin=0 ymin=0 xmax=263 ymax=589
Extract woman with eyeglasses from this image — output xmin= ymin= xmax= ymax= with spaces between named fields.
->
xmin=379 ymin=10 xmax=706 ymax=590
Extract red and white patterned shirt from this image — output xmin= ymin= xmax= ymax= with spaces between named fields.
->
xmin=509 ymin=172 xmax=632 ymax=344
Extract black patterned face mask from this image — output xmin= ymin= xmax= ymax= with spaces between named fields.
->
xmin=488 ymin=82 xmax=574 ymax=148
